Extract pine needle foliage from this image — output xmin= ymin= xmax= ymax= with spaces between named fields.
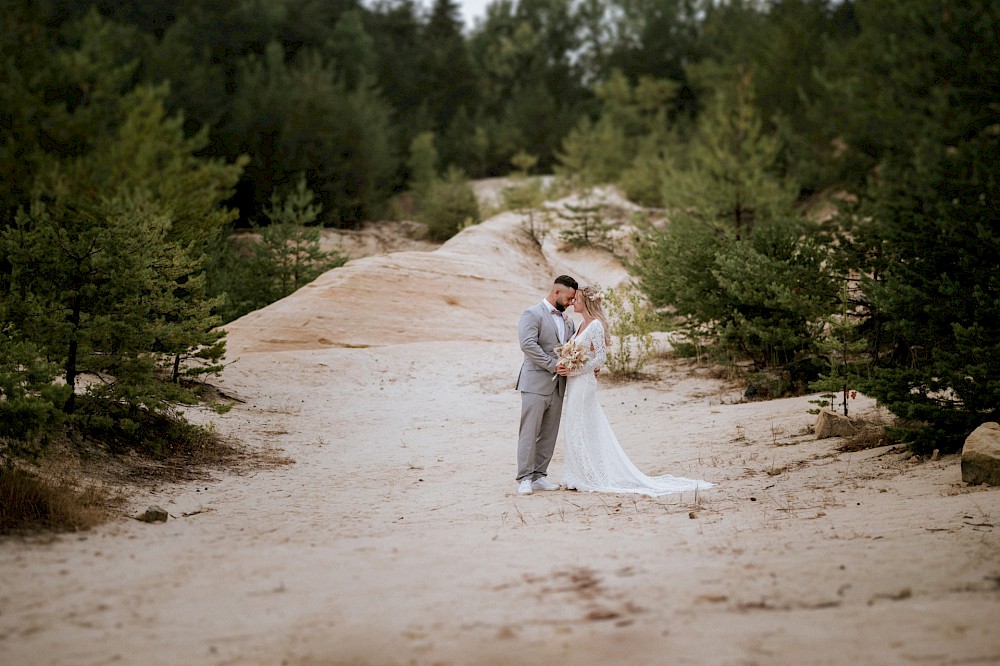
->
xmin=212 ymin=176 xmax=347 ymax=323
xmin=634 ymin=72 xmax=834 ymax=389
xmin=853 ymin=134 xmax=1000 ymax=452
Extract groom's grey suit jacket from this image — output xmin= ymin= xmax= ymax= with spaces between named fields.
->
xmin=516 ymin=302 xmax=576 ymax=396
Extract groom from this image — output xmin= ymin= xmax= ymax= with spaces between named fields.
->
xmin=515 ymin=275 xmax=578 ymax=495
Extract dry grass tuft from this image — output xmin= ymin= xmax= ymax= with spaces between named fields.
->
xmin=0 ymin=466 xmax=113 ymax=535
xmin=839 ymin=420 xmax=897 ymax=452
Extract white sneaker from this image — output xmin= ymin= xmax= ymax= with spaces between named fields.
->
xmin=531 ymin=477 xmax=560 ymax=491
xmin=517 ymin=478 xmax=533 ymax=495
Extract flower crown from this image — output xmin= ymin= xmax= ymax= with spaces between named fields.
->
xmin=581 ymin=286 xmax=604 ymax=303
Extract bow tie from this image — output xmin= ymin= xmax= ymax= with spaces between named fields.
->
xmin=551 ymin=310 xmax=563 ymax=316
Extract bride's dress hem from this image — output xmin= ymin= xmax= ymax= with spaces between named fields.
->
xmin=561 ymin=319 xmax=714 ymax=497
xmin=562 ymin=481 xmax=714 ymax=499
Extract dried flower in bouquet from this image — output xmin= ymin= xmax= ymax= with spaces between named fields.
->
xmin=551 ymin=339 xmax=590 ymax=379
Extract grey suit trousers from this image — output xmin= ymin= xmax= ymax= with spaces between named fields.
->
xmin=516 ymin=383 xmax=565 ymax=481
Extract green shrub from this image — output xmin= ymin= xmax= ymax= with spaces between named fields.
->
xmin=620 ymin=149 xmax=668 ymax=208
xmin=635 ymin=215 xmax=835 ymax=391
xmin=421 ymin=168 xmax=481 ymax=241
xmin=603 ymin=285 xmax=658 ymax=379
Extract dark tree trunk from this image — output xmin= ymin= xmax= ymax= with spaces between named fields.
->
xmin=64 ymin=293 xmax=81 ymax=414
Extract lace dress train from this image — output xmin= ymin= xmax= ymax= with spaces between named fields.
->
xmin=561 ymin=320 xmax=714 ymax=497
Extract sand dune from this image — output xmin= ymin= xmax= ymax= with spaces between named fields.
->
xmin=1 ymin=192 xmax=998 ymax=665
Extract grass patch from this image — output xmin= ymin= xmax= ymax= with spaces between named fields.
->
xmin=1 ymin=392 xmax=291 ymax=536
xmin=0 ymin=465 xmax=112 ymax=535
xmin=838 ymin=419 xmax=899 ymax=452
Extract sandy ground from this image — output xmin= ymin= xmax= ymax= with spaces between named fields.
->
xmin=1 ymin=191 xmax=999 ymax=666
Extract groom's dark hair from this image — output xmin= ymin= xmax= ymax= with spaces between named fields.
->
xmin=554 ymin=275 xmax=578 ymax=290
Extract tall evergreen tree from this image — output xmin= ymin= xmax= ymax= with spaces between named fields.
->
xmin=226 ymin=42 xmax=397 ymax=226
xmin=469 ymin=0 xmax=590 ymax=173
xmin=557 ymin=70 xmax=678 ymax=188
xmin=813 ymin=0 xmax=996 ymax=187
xmin=365 ymin=0 xmax=428 ymax=179
xmin=634 ymin=71 xmax=834 ymax=383
xmin=660 ymin=70 xmax=797 ymax=239
xmin=817 ymin=0 xmax=1000 ymax=450
xmin=328 ymin=9 xmax=377 ymax=90
xmin=3 ymin=79 xmax=241 ymax=408
xmin=853 ymin=113 xmax=1000 ymax=452
xmin=421 ymin=0 xmax=478 ymax=165
xmin=597 ymin=0 xmax=698 ymax=111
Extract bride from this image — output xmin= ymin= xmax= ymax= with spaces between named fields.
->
xmin=557 ymin=286 xmax=715 ymax=497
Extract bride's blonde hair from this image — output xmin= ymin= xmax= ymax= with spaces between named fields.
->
xmin=577 ymin=286 xmax=612 ymax=346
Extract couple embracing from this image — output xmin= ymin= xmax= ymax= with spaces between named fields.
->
xmin=515 ymin=276 xmax=714 ymax=497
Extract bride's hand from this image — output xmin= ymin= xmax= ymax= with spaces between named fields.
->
xmin=555 ymin=363 xmax=570 ymax=376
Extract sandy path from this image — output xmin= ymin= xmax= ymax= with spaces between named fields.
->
xmin=1 ymin=199 xmax=998 ymax=665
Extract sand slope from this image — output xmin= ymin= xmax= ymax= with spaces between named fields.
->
xmin=1 ymin=194 xmax=998 ymax=666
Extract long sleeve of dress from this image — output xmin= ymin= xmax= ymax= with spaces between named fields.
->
xmin=569 ymin=322 xmax=607 ymax=376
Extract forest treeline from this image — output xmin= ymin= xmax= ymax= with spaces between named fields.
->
xmin=2 ymin=0 xmax=877 ymax=227
xmin=0 ymin=0 xmax=998 ymax=485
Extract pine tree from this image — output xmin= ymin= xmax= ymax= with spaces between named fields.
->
xmin=857 ymin=131 xmax=1000 ymax=452
xmin=818 ymin=0 xmax=1000 ymax=451
xmin=328 ymin=10 xmax=377 ymax=90
xmin=1 ymin=194 xmax=210 ymax=418
xmin=469 ymin=0 xmax=589 ymax=173
xmin=634 ymin=71 xmax=835 ymax=385
xmin=0 ymin=78 xmax=241 ymax=452
xmin=422 ymin=0 xmax=477 ymax=136
xmin=556 ymin=70 xmax=677 ymax=188
xmin=659 ymin=69 xmax=797 ymax=239
xmin=226 ymin=42 xmax=397 ymax=226
xmin=214 ymin=176 xmax=347 ymax=322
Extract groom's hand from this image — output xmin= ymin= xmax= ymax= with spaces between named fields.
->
xmin=555 ymin=363 xmax=570 ymax=376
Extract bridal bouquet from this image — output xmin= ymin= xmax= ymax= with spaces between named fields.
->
xmin=552 ymin=339 xmax=589 ymax=379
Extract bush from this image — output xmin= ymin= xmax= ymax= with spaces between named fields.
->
xmin=0 ymin=329 xmax=69 ymax=459
xmin=635 ymin=215 xmax=835 ymax=391
xmin=210 ymin=177 xmax=347 ymax=322
xmin=620 ymin=148 xmax=668 ymax=208
xmin=420 ymin=168 xmax=480 ymax=241
xmin=603 ymin=285 xmax=658 ymax=379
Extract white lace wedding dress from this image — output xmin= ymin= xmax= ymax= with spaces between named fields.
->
xmin=561 ymin=320 xmax=715 ymax=497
